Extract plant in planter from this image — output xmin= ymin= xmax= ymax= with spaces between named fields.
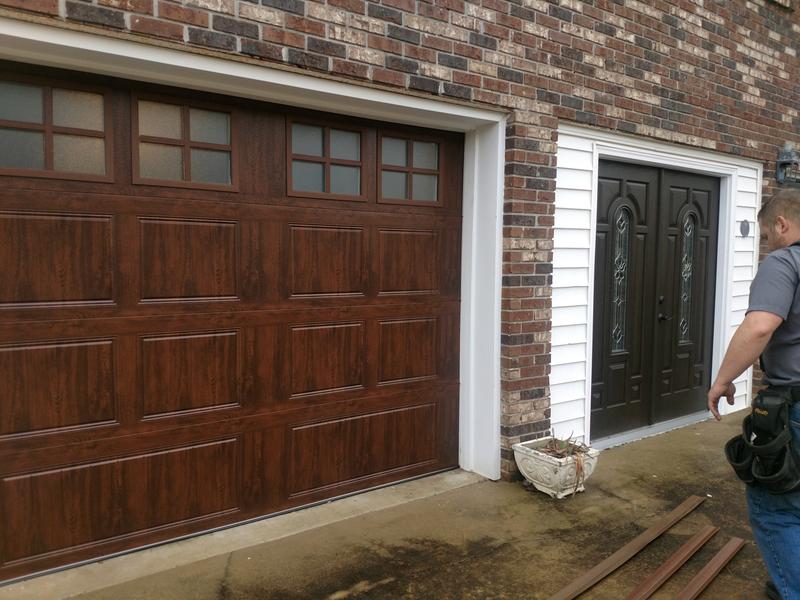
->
xmin=512 ymin=436 xmax=600 ymax=499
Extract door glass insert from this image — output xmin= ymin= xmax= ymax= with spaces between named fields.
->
xmin=679 ymin=213 xmax=696 ymax=343
xmin=380 ymin=134 xmax=440 ymax=203
xmin=289 ymin=121 xmax=363 ymax=197
xmin=611 ymin=207 xmax=631 ymax=352
xmin=0 ymin=81 xmax=43 ymax=123
xmin=0 ymin=128 xmax=44 ymax=169
xmin=53 ymin=89 xmax=104 ymax=131
xmin=53 ymin=135 xmax=105 ymax=174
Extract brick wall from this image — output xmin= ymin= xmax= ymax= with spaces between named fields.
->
xmin=2 ymin=0 xmax=798 ymax=477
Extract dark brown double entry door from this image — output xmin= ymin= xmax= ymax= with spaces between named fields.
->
xmin=591 ymin=160 xmax=720 ymax=440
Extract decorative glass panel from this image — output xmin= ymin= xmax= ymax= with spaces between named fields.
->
xmin=140 ymin=143 xmax=182 ymax=180
xmin=191 ymin=149 xmax=230 ymax=184
xmin=413 ymin=141 xmax=438 ymax=169
xmin=412 ymin=173 xmax=438 ymax=202
xmin=382 ymin=170 xmax=407 ymax=199
xmin=53 ymin=89 xmax=104 ymax=131
xmin=679 ymin=214 xmax=696 ymax=343
xmin=382 ymin=137 xmax=407 ymax=166
xmin=330 ymin=165 xmax=360 ymax=195
xmin=189 ymin=109 xmax=230 ymax=145
xmin=330 ymin=129 xmax=360 ymax=161
xmin=0 ymin=128 xmax=44 ymax=169
xmin=292 ymin=160 xmax=325 ymax=192
xmin=611 ymin=207 xmax=631 ymax=352
xmin=292 ymin=123 xmax=323 ymax=157
xmin=53 ymin=135 xmax=105 ymax=174
xmin=139 ymin=101 xmax=182 ymax=139
xmin=0 ymin=82 xmax=43 ymax=124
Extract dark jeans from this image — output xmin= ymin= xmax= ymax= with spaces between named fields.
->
xmin=747 ymin=402 xmax=800 ymax=600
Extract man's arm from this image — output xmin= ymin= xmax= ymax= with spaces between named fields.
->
xmin=707 ymin=310 xmax=783 ymax=420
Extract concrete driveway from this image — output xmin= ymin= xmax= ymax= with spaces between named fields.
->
xmin=6 ymin=412 xmax=764 ymax=599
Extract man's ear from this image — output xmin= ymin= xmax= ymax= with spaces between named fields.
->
xmin=775 ymin=215 xmax=790 ymax=234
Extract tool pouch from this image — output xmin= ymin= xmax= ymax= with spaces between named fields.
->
xmin=725 ymin=388 xmax=800 ymax=494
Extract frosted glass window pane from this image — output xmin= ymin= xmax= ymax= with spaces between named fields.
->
xmin=191 ymin=149 xmax=231 ymax=185
xmin=0 ymin=128 xmax=44 ymax=169
xmin=292 ymin=160 xmax=324 ymax=192
xmin=53 ymin=89 xmax=104 ymax=131
xmin=331 ymin=165 xmax=360 ymax=195
xmin=140 ymin=143 xmax=182 ymax=180
xmin=382 ymin=170 xmax=407 ymax=199
xmin=139 ymin=101 xmax=182 ymax=139
xmin=413 ymin=141 xmax=438 ymax=169
xmin=382 ymin=137 xmax=406 ymax=166
xmin=292 ymin=124 xmax=323 ymax=157
xmin=54 ymin=135 xmax=105 ymax=175
xmin=190 ymin=109 xmax=229 ymax=145
xmin=412 ymin=174 xmax=438 ymax=202
xmin=0 ymin=82 xmax=43 ymax=123
xmin=330 ymin=129 xmax=360 ymax=161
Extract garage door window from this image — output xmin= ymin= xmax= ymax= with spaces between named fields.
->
xmin=134 ymin=98 xmax=234 ymax=189
xmin=0 ymin=80 xmax=109 ymax=179
xmin=379 ymin=134 xmax=440 ymax=204
xmin=288 ymin=120 xmax=364 ymax=200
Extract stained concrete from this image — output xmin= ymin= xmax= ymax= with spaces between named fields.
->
xmin=39 ymin=414 xmax=775 ymax=598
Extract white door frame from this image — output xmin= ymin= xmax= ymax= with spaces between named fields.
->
xmin=552 ymin=125 xmax=762 ymax=443
xmin=0 ymin=17 xmax=507 ymax=479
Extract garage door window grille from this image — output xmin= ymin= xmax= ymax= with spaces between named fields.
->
xmin=379 ymin=134 xmax=440 ymax=205
xmin=0 ymin=78 xmax=111 ymax=181
xmin=288 ymin=120 xmax=365 ymax=200
xmin=133 ymin=96 xmax=234 ymax=190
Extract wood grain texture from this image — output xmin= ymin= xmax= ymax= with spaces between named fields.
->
xmin=623 ymin=525 xmax=719 ymax=600
xmin=139 ymin=217 xmax=238 ymax=301
xmin=1 ymin=438 xmax=240 ymax=563
xmin=548 ymin=496 xmax=706 ymax=600
xmin=140 ymin=330 xmax=239 ymax=417
xmin=0 ymin=212 xmax=113 ymax=306
xmin=0 ymin=339 xmax=116 ymax=435
xmin=0 ymin=64 xmax=462 ymax=581
xmin=674 ymin=538 xmax=745 ymax=600
xmin=288 ymin=403 xmax=437 ymax=495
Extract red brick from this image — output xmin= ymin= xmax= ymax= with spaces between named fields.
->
xmin=331 ymin=59 xmax=369 ymax=79
xmin=285 ymin=15 xmax=326 ymax=37
xmin=371 ymin=68 xmax=406 ymax=87
xmin=368 ymin=34 xmax=402 ymax=55
xmin=263 ymin=26 xmax=305 ymax=48
xmin=158 ymin=1 xmax=208 ymax=27
xmin=0 ymin=0 xmax=58 ymax=13
xmin=99 ymin=0 xmax=153 ymax=13
xmin=329 ymin=0 xmax=365 ymax=14
xmin=130 ymin=15 xmax=183 ymax=39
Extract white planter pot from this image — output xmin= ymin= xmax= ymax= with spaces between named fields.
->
xmin=512 ymin=437 xmax=600 ymax=499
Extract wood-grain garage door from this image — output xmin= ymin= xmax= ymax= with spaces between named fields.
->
xmin=0 ymin=63 xmax=461 ymax=581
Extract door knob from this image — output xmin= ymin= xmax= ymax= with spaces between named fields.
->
xmin=658 ymin=313 xmax=673 ymax=322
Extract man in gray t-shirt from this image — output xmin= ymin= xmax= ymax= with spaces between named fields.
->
xmin=708 ymin=188 xmax=800 ymax=600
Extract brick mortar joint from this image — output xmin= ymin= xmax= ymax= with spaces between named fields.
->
xmin=0 ymin=8 xmax=513 ymax=117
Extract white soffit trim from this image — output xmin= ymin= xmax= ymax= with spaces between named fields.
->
xmin=0 ymin=17 xmax=505 ymax=131
xmin=552 ymin=124 xmax=763 ymax=443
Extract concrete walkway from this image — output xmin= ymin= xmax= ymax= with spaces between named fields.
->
xmin=9 ymin=412 xmax=767 ymax=599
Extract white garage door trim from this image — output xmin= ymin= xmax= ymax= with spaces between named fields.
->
xmin=0 ymin=16 xmax=507 ymax=480
xmin=553 ymin=124 xmax=763 ymax=444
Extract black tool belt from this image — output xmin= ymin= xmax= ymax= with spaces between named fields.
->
xmin=725 ymin=386 xmax=800 ymax=494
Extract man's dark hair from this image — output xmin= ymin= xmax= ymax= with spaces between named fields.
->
xmin=758 ymin=188 xmax=800 ymax=225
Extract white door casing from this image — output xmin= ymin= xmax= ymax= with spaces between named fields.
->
xmin=553 ymin=124 xmax=762 ymax=443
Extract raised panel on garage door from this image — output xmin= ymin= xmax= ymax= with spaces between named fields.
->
xmin=0 ymin=62 xmax=462 ymax=582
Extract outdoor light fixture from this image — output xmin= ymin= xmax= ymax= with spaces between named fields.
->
xmin=777 ymin=141 xmax=800 ymax=187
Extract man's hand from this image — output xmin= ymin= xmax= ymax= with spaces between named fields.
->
xmin=707 ymin=381 xmax=736 ymax=421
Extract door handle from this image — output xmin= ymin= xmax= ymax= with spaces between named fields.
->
xmin=658 ymin=313 xmax=673 ymax=322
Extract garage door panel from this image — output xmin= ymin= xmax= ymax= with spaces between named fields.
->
xmin=377 ymin=229 xmax=440 ymax=295
xmin=287 ymin=403 xmax=437 ymax=497
xmin=0 ymin=437 xmax=241 ymax=565
xmin=139 ymin=217 xmax=239 ymax=302
xmin=378 ymin=318 xmax=438 ymax=385
xmin=288 ymin=225 xmax=367 ymax=297
xmin=289 ymin=322 xmax=366 ymax=397
xmin=0 ymin=211 xmax=115 ymax=307
xmin=139 ymin=330 xmax=241 ymax=419
xmin=0 ymin=338 xmax=117 ymax=436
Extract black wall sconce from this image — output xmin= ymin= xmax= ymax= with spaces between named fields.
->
xmin=777 ymin=142 xmax=800 ymax=187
